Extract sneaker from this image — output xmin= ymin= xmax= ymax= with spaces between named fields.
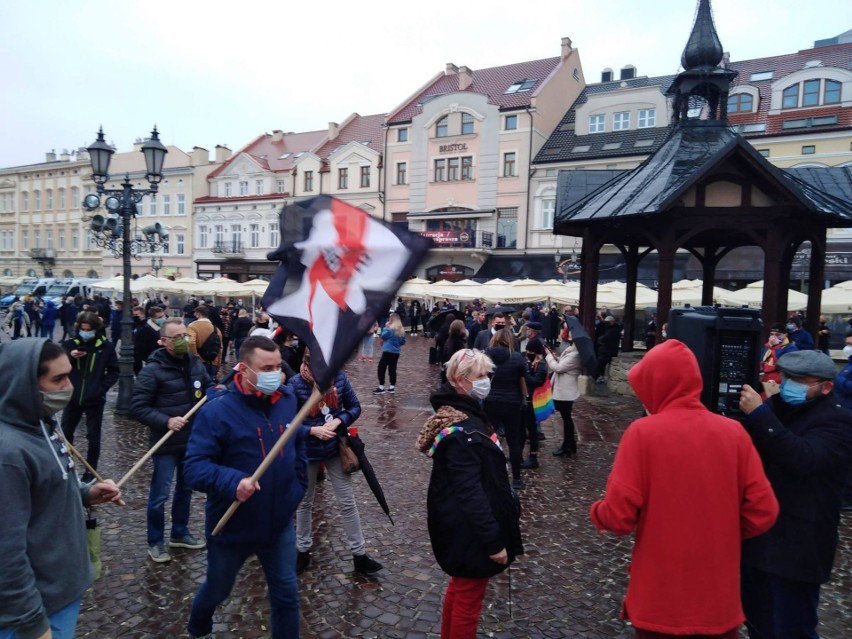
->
xmin=353 ymin=553 xmax=383 ymax=576
xmin=388 ymin=386 xmax=395 ymax=393
xmin=296 ymin=551 xmax=311 ymax=575
xmin=372 ymin=386 xmax=385 ymax=394
xmin=170 ymin=534 xmax=206 ymax=550
xmin=369 ymin=357 xmax=373 ymax=363
xmin=512 ymin=478 xmax=525 ymax=490
xmin=148 ymin=544 xmax=171 ymax=563
xmin=360 ymin=356 xmax=366 ymax=362
xmin=520 ymin=456 xmax=540 ymax=470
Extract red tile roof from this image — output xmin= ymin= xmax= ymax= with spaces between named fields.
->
xmin=312 ymin=113 xmax=386 ymax=166
xmin=726 ymin=42 xmax=852 ymax=137
xmin=208 ymin=129 xmax=326 ymax=180
xmin=388 ymin=57 xmax=562 ymax=124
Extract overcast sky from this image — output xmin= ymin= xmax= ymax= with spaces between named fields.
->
xmin=0 ymin=0 xmax=848 ymax=168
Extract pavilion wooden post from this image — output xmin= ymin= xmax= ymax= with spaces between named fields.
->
xmin=761 ymin=228 xmax=786 ymax=331
xmin=579 ymin=230 xmax=601 ymax=335
xmin=806 ymin=232 xmax=827 ymax=335
xmin=655 ymin=229 xmax=676 ymax=329
xmin=621 ymin=244 xmax=639 ymax=353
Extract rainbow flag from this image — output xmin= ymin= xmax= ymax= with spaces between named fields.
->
xmin=532 ymin=379 xmax=555 ymax=421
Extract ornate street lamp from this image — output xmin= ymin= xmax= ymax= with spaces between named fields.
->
xmin=84 ymin=126 xmax=168 ymax=414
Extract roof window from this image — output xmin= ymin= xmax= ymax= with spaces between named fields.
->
xmin=504 ymin=79 xmax=537 ymax=94
xmin=749 ymin=71 xmax=774 ymax=81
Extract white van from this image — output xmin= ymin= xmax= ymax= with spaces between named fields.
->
xmin=0 ymin=278 xmax=55 ymax=311
xmin=43 ymin=278 xmax=98 ymax=305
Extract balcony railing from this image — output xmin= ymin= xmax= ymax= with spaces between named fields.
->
xmin=30 ymin=248 xmax=56 ymax=260
xmin=212 ymin=240 xmax=244 ymax=255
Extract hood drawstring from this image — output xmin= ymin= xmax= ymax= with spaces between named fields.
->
xmin=39 ymin=419 xmax=69 ymax=481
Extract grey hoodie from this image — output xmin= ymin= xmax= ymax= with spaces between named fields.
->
xmin=0 ymin=338 xmax=93 ymax=639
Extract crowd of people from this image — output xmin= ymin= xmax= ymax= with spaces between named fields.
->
xmin=1 ymin=289 xmax=851 ymax=639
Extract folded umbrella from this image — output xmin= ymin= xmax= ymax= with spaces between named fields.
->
xmin=565 ymin=316 xmax=598 ymax=373
xmin=345 ymin=433 xmax=394 ymax=525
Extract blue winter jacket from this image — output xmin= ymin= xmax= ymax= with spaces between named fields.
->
xmin=834 ymin=357 xmax=852 ymax=410
xmin=287 ymin=371 xmax=361 ymax=462
xmin=380 ymin=328 xmax=406 ymax=354
xmin=183 ymin=381 xmax=308 ymax=544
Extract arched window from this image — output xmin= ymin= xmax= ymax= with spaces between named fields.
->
xmin=436 ymin=116 xmax=449 ymax=138
xmin=87 ymin=270 xmax=99 ymax=279
xmin=727 ymin=93 xmax=753 ymax=113
xmin=63 ymin=270 xmax=74 ymax=278
xmin=783 ymin=78 xmax=844 ymax=109
xmin=824 ymin=79 xmax=841 ymax=104
xmin=782 ymin=85 xmax=799 ymax=109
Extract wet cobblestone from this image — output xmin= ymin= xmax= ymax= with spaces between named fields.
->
xmin=61 ymin=336 xmax=850 ymax=638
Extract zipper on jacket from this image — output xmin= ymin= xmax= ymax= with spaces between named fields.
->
xmin=256 ymin=426 xmax=267 ymax=458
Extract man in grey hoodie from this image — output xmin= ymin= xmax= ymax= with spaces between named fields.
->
xmin=0 ymin=339 xmax=122 ymax=639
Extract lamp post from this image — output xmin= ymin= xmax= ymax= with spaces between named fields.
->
xmin=150 ymin=255 xmax=164 ymax=277
xmin=84 ymin=126 xmax=168 ymax=415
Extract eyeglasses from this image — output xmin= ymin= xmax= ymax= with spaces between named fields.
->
xmin=165 ymin=334 xmax=189 ymax=342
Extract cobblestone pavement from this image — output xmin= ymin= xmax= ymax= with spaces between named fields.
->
xmin=61 ymin=337 xmax=850 ymax=638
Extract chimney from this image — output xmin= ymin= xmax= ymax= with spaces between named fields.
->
xmin=59 ymin=149 xmax=70 ymax=162
xmin=215 ymin=145 xmax=232 ymax=163
xmin=271 ymin=129 xmax=284 ymax=143
xmin=445 ymin=63 xmax=458 ymax=75
xmin=561 ymin=37 xmax=573 ymax=58
xmin=191 ymin=146 xmax=209 ymax=166
xmin=133 ymin=137 xmax=145 ymax=152
xmin=45 ymin=149 xmax=57 ymax=162
xmin=328 ymin=122 xmax=340 ymax=140
xmin=77 ymin=147 xmax=89 ymax=162
xmin=458 ymin=65 xmax=473 ymax=91
xmin=620 ymin=65 xmax=636 ymax=80
xmin=601 ymin=68 xmax=614 ymax=83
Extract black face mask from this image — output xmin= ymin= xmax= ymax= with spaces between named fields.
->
xmin=526 ymin=353 xmax=536 ymax=362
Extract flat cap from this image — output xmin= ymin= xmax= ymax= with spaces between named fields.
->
xmin=527 ymin=321 xmax=542 ymax=330
xmin=777 ymin=350 xmax=837 ymax=380
xmin=526 ymin=338 xmax=544 ymax=354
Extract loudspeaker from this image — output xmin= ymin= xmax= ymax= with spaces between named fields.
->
xmin=90 ymin=215 xmax=105 ymax=232
xmin=668 ymin=306 xmax=762 ymax=417
xmin=104 ymin=218 xmax=120 ymax=237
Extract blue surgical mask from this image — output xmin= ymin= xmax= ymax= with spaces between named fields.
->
xmin=780 ymin=378 xmax=821 ymax=405
xmin=786 ymin=323 xmax=796 ymax=332
xmin=78 ymin=330 xmax=95 ymax=341
xmin=246 ymin=366 xmax=281 ymax=395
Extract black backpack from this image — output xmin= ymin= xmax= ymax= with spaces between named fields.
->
xmin=197 ymin=330 xmax=221 ymax=362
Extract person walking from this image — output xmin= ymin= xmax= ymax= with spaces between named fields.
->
xmin=59 ymin=296 xmax=79 ymax=341
xmin=484 ymin=330 xmax=527 ymax=489
xmin=231 ymin=308 xmax=253 ymax=361
xmin=409 ymin=300 xmax=422 ymax=335
xmin=131 ymin=318 xmax=214 ymax=564
xmin=545 ymin=339 xmax=582 ymax=457
xmin=360 ymin=321 xmax=378 ymax=363
xmin=288 ymin=349 xmax=383 ymax=576
xmin=184 ymin=336 xmax=307 ymax=639
xmin=40 ymin=299 xmax=58 ymax=340
xmin=595 ymin=315 xmax=621 ymax=383
xmin=0 ymin=339 xmax=123 ymax=639
xmin=60 ymin=312 xmax=119 ymax=479
xmin=134 ymin=305 xmax=165 ymax=373
xmin=591 ymin=339 xmax=778 ymax=638
xmin=416 ymin=348 xmax=523 ymax=639
xmin=373 ymin=313 xmax=406 ymax=394
xmin=519 ymin=338 xmax=549 ymax=470
xmin=6 ymin=300 xmax=30 ymax=340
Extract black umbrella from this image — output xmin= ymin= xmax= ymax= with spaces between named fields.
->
xmin=487 ymin=304 xmax=517 ymax=316
xmin=565 ymin=316 xmax=598 ymax=373
xmin=427 ymin=308 xmax=465 ymax=332
xmin=345 ymin=433 xmax=394 ymax=525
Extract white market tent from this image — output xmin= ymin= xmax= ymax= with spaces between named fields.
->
xmin=715 ymin=280 xmax=808 ymax=312
xmin=669 ymin=279 xmax=730 ymax=306
xmin=818 ymin=281 xmax=852 ymax=314
xmin=397 ymin=277 xmax=433 ymax=298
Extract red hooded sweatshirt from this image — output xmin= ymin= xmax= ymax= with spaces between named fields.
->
xmin=590 ymin=339 xmax=778 ymax=635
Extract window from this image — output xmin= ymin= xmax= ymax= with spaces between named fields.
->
xmin=277 ymin=180 xmax=286 ymax=193
xmin=71 ymin=187 xmax=79 ymax=208
xmin=434 ymin=159 xmax=446 ymax=181
xmin=21 ymin=192 xmax=28 ymax=211
xmin=447 ymin=158 xmax=459 ymax=181
xmin=505 ymin=114 xmax=518 ymax=130
xmin=727 ymin=93 xmax=753 ymax=113
xmin=46 ymin=230 xmax=53 ymax=250
xmin=613 ymin=111 xmax=630 ymax=131
xmin=269 ymin=222 xmax=279 ymax=247
xmin=802 ymin=145 xmax=816 ymax=155
xmin=504 ymin=79 xmax=536 ymax=94
xmin=162 ymin=194 xmax=171 ymax=215
xmin=34 ymin=230 xmax=40 ymax=249
xmin=396 ymin=162 xmax=407 ymax=185
xmin=503 ymin=152 xmax=516 ymax=178
xmin=758 ymin=149 xmax=770 ymax=157
xmin=461 ymin=113 xmax=474 ymax=135
xmin=802 ymin=79 xmax=821 ymax=107
xmin=230 ymin=224 xmax=242 ymax=246
xmin=360 ymin=166 xmax=370 ymax=188
xmin=255 ymin=179 xmax=264 ymax=195
xmin=199 ymin=225 xmax=208 ymax=248
xmin=436 ymin=116 xmax=449 ymax=138
xmin=304 ymin=171 xmax=313 ymax=192
xmin=72 ymin=229 xmax=79 ymax=250
xmin=338 ymin=168 xmax=348 ymax=189
xmin=34 ymin=190 xmax=41 ymax=210
xmin=638 ymin=108 xmax=656 ymax=127
xmin=214 ymin=224 xmax=224 ymax=245
xmin=224 ymin=182 xmax=232 ymax=196
xmin=59 ymin=188 xmax=65 ymax=209
xmin=250 ymin=224 xmax=259 ymax=248
xmin=461 ymin=156 xmax=473 ymax=180
xmin=22 ymin=230 xmax=28 ymax=249
xmin=148 ymin=197 xmax=156 ymax=216
xmin=497 ymin=207 xmax=518 ymax=248
xmin=177 ymin=193 xmax=186 ymax=216
xmin=239 ymin=181 xmax=248 ymax=196
xmin=46 ymin=189 xmax=53 ymax=210
xmin=397 ymin=128 xmax=408 ymax=142
xmin=176 ymin=233 xmax=185 ymax=255
xmin=824 ymin=80 xmax=841 ymax=104
xmin=59 ymin=229 xmax=65 ymax=250
xmin=750 ymin=71 xmax=774 ymax=81
xmin=541 ymin=198 xmax=555 ymax=229
xmin=589 ymin=114 xmax=605 ymax=133
xmin=782 ymin=84 xmax=799 ymax=109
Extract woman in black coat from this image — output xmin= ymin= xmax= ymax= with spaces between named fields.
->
xmin=416 ymin=348 xmax=523 ymax=639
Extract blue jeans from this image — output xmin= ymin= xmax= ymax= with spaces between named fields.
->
xmin=742 ymin=564 xmax=821 ymax=639
xmin=147 ymin=452 xmax=192 ymax=546
xmin=0 ymin=597 xmax=81 ymax=639
xmin=188 ymin=520 xmax=299 ymax=639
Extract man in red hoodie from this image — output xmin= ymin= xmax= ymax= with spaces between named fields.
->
xmin=590 ymin=339 xmax=779 ymax=638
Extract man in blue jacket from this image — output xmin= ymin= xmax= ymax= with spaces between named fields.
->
xmin=184 ymin=335 xmax=308 ymax=639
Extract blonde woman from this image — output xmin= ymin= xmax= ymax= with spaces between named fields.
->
xmin=374 ymin=313 xmax=406 ymax=394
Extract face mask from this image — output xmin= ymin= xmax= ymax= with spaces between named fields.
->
xmin=467 ymin=377 xmax=491 ymax=401
xmin=171 ymin=336 xmax=190 ymax=356
xmin=155 ymin=318 xmax=166 ymax=327
xmin=843 ymin=345 xmax=852 ymax=358
xmin=780 ymin=378 xmax=821 ymax=405
xmin=786 ymin=324 xmax=796 ymax=332
xmin=527 ymin=353 xmax=536 ymax=362
xmin=661 ymin=331 xmax=667 ymax=339
xmin=78 ymin=330 xmax=95 ymax=341
xmin=41 ymin=388 xmax=72 ymax=417
xmin=245 ymin=366 xmax=281 ymax=395
xmin=768 ymin=335 xmax=780 ymax=346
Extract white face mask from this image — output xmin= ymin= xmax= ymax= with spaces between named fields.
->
xmin=467 ymin=377 xmax=491 ymax=401
xmin=843 ymin=345 xmax=852 ymax=358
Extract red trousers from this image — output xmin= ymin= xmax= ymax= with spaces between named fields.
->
xmin=440 ymin=576 xmax=489 ymax=639
xmin=635 ymin=627 xmax=739 ymax=639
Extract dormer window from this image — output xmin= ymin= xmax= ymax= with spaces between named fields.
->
xmin=727 ymin=93 xmax=754 ymax=113
xmin=504 ymin=79 xmax=536 ymax=94
xmin=782 ymin=79 xmax=842 ymax=109
xmin=613 ymin=111 xmax=630 ymax=131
